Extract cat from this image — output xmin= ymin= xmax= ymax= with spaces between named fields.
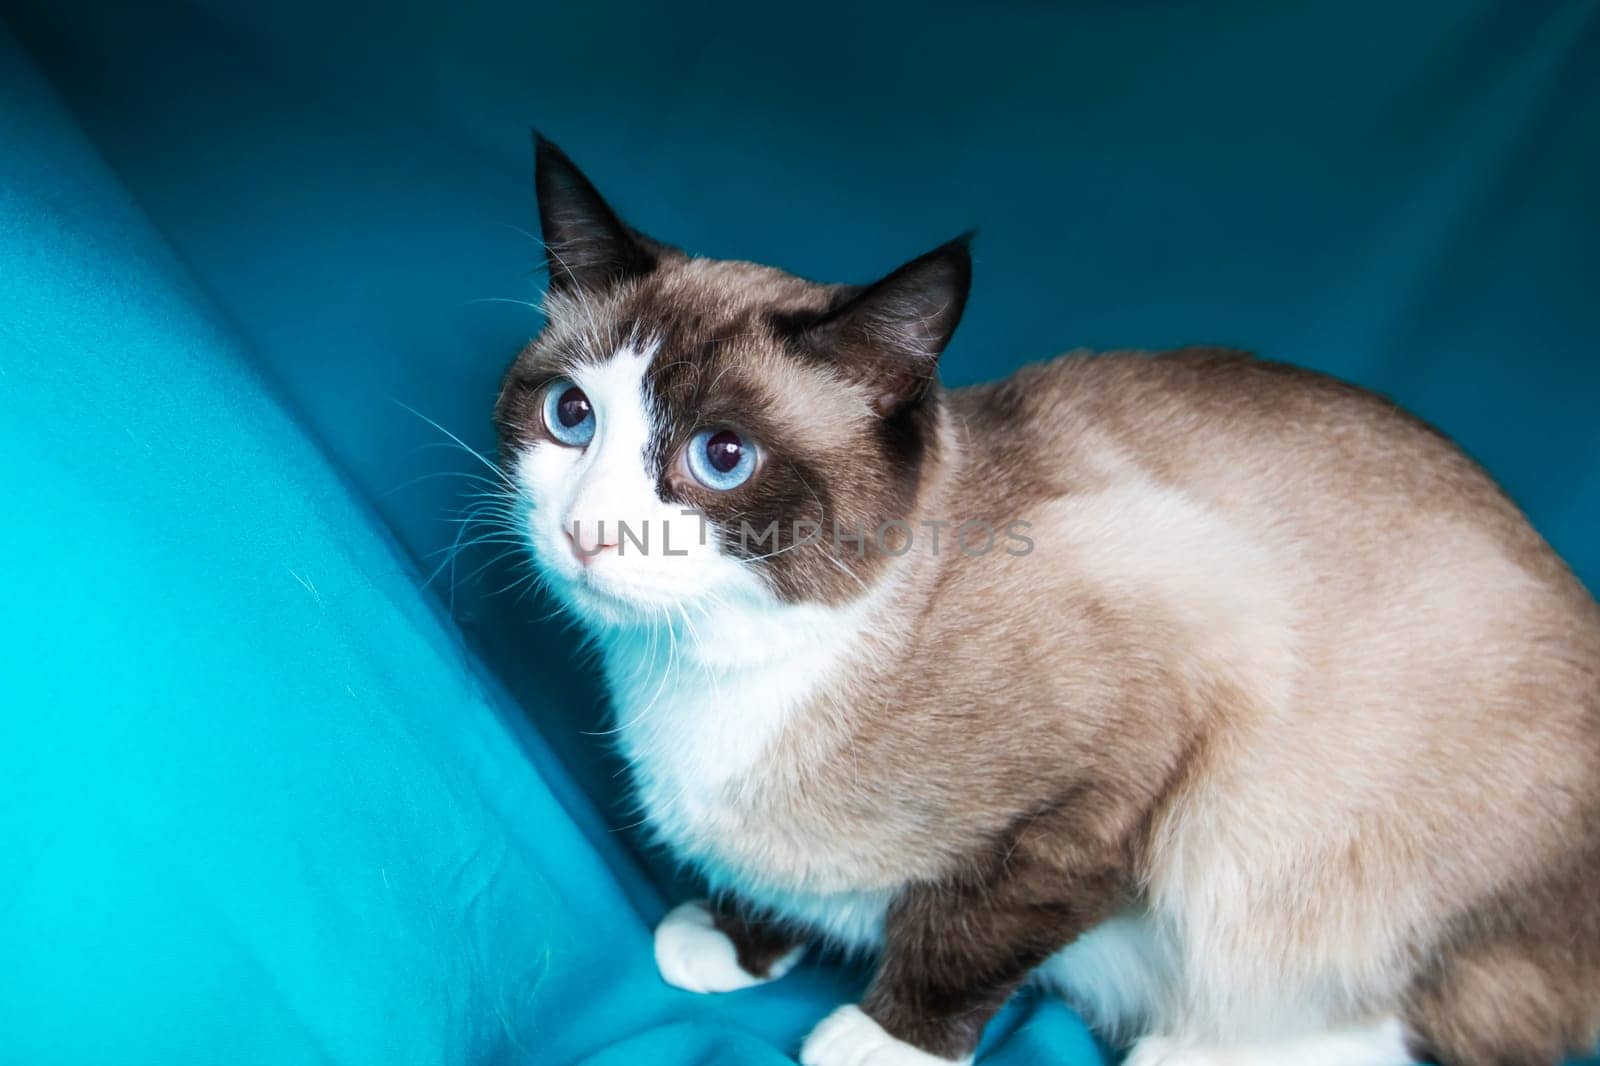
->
xmin=492 ymin=136 xmax=1600 ymax=1066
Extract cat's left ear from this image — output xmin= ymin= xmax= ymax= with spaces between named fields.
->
xmin=534 ymin=134 xmax=667 ymax=295
xmin=795 ymin=234 xmax=973 ymax=415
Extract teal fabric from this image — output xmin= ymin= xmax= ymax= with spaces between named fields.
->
xmin=1 ymin=2 xmax=1596 ymax=1063
xmin=0 ymin=23 xmax=838 ymax=1066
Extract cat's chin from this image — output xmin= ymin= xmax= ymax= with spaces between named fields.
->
xmin=552 ymin=570 xmax=715 ymax=630
xmin=555 ymin=578 xmax=655 ymax=628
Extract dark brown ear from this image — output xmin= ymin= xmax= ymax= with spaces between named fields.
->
xmin=534 ymin=134 xmax=664 ymax=294
xmin=796 ymin=234 xmax=973 ymax=415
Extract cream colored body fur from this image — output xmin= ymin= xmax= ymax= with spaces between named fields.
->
xmin=582 ymin=352 xmax=1600 ymax=1061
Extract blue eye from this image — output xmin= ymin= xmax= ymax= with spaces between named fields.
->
xmin=685 ymin=428 xmax=757 ymax=491
xmin=541 ymin=378 xmax=595 ymax=447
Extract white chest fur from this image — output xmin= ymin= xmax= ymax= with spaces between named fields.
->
xmin=606 ymin=615 xmax=823 ymax=844
xmin=600 ymin=592 xmax=895 ymax=950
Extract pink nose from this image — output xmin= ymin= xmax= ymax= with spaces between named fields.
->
xmin=565 ymin=528 xmax=616 ymax=566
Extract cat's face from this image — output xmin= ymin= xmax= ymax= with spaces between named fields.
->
xmin=493 ymin=138 xmax=970 ymax=628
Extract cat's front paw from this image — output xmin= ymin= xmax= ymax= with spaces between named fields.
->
xmin=799 ymin=1005 xmax=972 ymax=1066
xmin=653 ymin=900 xmax=799 ymax=993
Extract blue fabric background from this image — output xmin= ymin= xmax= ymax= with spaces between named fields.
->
xmin=1 ymin=2 xmax=1596 ymax=1063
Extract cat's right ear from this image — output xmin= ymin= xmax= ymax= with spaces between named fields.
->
xmin=790 ymin=234 xmax=973 ymax=416
xmin=534 ymin=134 xmax=663 ymax=295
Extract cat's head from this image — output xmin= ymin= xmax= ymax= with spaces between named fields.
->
xmin=493 ymin=137 xmax=970 ymax=628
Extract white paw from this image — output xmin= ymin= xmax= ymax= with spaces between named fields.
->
xmin=653 ymin=900 xmax=801 ymax=993
xmin=799 ymin=1005 xmax=972 ymax=1066
xmin=1123 ymin=1036 xmax=1224 ymax=1066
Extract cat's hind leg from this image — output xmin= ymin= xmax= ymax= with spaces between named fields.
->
xmin=1401 ymin=934 xmax=1600 ymax=1066
xmin=1401 ymin=845 xmax=1600 ymax=1066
